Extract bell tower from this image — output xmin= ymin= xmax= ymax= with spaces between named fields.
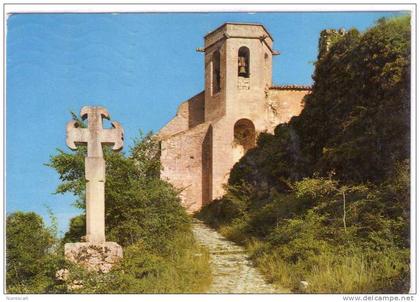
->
xmin=200 ymin=23 xmax=276 ymax=123
xmin=160 ymin=22 xmax=309 ymax=210
xmin=198 ymin=23 xmax=278 ymax=202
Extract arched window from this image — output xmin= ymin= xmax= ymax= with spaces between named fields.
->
xmin=212 ymin=50 xmax=221 ymax=94
xmin=238 ymin=47 xmax=250 ymax=78
xmin=234 ymin=119 xmax=256 ymax=152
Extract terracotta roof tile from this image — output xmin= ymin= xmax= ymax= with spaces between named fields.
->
xmin=270 ymin=85 xmax=312 ymax=91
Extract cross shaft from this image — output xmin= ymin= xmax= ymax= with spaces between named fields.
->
xmin=65 ymin=106 xmax=124 ymax=243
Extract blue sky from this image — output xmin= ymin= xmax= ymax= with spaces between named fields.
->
xmin=6 ymin=11 xmax=406 ymax=235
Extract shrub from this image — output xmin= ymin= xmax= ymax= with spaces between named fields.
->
xmin=6 ymin=212 xmax=65 ymax=293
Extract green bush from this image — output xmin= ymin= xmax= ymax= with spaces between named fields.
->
xmin=62 ymin=215 xmax=85 ymax=244
xmin=6 ymin=212 xmax=65 ymax=293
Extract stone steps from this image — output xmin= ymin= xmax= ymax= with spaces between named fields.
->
xmin=192 ymin=219 xmax=287 ymax=294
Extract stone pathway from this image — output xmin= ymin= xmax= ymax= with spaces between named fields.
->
xmin=192 ymin=219 xmax=285 ymax=293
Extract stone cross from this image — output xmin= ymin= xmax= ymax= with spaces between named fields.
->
xmin=66 ymin=106 xmax=124 ymax=243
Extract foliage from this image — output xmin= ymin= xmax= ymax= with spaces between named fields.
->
xmin=198 ymin=16 xmax=411 ymax=293
xmin=6 ymin=212 xmax=65 ymax=293
xmin=62 ymin=215 xmax=85 ymax=244
xmin=294 ymin=16 xmax=410 ymax=183
xmin=229 ymin=126 xmax=306 ymax=193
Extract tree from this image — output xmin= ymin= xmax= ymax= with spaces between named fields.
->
xmin=62 ymin=215 xmax=85 ymax=244
xmin=6 ymin=211 xmax=58 ymax=292
xmin=295 ymin=16 xmax=410 ymax=183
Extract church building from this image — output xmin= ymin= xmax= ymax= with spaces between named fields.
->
xmin=158 ymin=23 xmax=311 ymax=212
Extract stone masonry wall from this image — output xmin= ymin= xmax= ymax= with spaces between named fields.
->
xmin=159 ymin=92 xmax=205 ymax=140
xmin=160 ymin=122 xmax=211 ymax=212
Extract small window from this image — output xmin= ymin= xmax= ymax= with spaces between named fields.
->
xmin=212 ymin=51 xmax=221 ymax=94
xmin=238 ymin=47 xmax=250 ymax=78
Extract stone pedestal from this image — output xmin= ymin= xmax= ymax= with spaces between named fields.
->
xmin=64 ymin=242 xmax=123 ymax=273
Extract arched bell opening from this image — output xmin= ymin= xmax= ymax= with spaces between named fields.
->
xmin=238 ymin=47 xmax=250 ymax=78
xmin=212 ymin=50 xmax=221 ymax=94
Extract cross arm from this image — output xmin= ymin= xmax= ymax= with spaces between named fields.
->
xmin=66 ymin=121 xmax=89 ymax=150
xmin=99 ymin=121 xmax=124 ymax=151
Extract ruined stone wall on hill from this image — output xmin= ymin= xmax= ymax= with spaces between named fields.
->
xmin=266 ymin=86 xmax=311 ymax=131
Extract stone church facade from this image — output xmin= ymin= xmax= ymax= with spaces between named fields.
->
xmin=158 ymin=23 xmax=311 ymax=212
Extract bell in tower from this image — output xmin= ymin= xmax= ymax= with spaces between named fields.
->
xmin=238 ymin=56 xmax=247 ymax=76
xmin=238 ymin=46 xmax=250 ymax=78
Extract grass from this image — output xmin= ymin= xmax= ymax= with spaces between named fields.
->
xmin=60 ymin=231 xmax=212 ymax=294
xmin=245 ymin=239 xmax=409 ymax=293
